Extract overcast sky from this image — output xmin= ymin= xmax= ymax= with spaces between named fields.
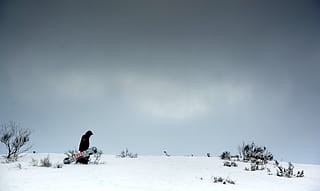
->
xmin=0 ymin=0 xmax=319 ymax=164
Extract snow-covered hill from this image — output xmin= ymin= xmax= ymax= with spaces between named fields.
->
xmin=1 ymin=153 xmax=319 ymax=191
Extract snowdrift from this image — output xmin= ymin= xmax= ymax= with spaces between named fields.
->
xmin=0 ymin=153 xmax=319 ymax=191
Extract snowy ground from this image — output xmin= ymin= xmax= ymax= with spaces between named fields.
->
xmin=0 ymin=153 xmax=319 ymax=191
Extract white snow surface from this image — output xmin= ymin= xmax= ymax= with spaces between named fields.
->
xmin=0 ymin=153 xmax=319 ymax=191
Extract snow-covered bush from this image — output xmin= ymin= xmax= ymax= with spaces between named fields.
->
xmin=239 ymin=142 xmax=273 ymax=163
xmin=265 ymin=161 xmax=305 ymax=178
xmin=277 ymin=162 xmax=293 ymax=177
xmin=0 ymin=121 xmax=32 ymax=162
xmin=39 ymin=155 xmax=52 ymax=167
xmin=212 ymin=176 xmax=235 ymax=184
xmin=267 ymin=168 xmax=272 ymax=175
xmin=296 ymin=170 xmax=304 ymax=177
xmin=276 ymin=162 xmax=304 ymax=178
xmin=31 ymin=158 xmax=38 ymax=166
xmin=163 ymin=150 xmax=170 ymax=157
xmin=220 ymin=151 xmax=231 ymax=160
xmin=53 ymin=162 xmax=63 ymax=168
xmin=31 ymin=157 xmax=62 ymax=168
xmin=223 ymin=161 xmax=238 ymax=167
xmin=118 ymin=148 xmax=138 ymax=158
xmin=91 ymin=149 xmax=103 ymax=164
xmin=16 ymin=163 xmax=22 ymax=169
xmin=245 ymin=161 xmax=265 ymax=171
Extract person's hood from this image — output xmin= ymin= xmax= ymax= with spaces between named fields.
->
xmin=85 ymin=130 xmax=93 ymax=136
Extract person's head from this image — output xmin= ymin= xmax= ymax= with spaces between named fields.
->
xmin=85 ymin=130 xmax=93 ymax=137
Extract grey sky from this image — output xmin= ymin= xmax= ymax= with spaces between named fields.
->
xmin=0 ymin=1 xmax=319 ymax=164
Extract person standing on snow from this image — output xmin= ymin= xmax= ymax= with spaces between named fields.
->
xmin=77 ymin=130 xmax=93 ymax=164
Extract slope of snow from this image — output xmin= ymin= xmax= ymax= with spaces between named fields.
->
xmin=0 ymin=153 xmax=319 ymax=191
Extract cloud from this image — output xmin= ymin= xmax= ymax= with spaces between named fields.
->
xmin=7 ymin=64 xmax=253 ymax=120
xmin=7 ymin=67 xmax=110 ymax=103
xmin=116 ymin=72 xmax=252 ymax=119
xmin=49 ymin=71 xmax=108 ymax=101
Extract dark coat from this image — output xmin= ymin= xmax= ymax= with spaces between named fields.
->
xmin=79 ymin=130 xmax=93 ymax=152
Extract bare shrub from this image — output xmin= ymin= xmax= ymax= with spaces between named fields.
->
xmin=0 ymin=121 xmax=32 ymax=161
xmin=40 ymin=155 xmax=52 ymax=167
xmin=118 ymin=148 xmax=138 ymax=158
